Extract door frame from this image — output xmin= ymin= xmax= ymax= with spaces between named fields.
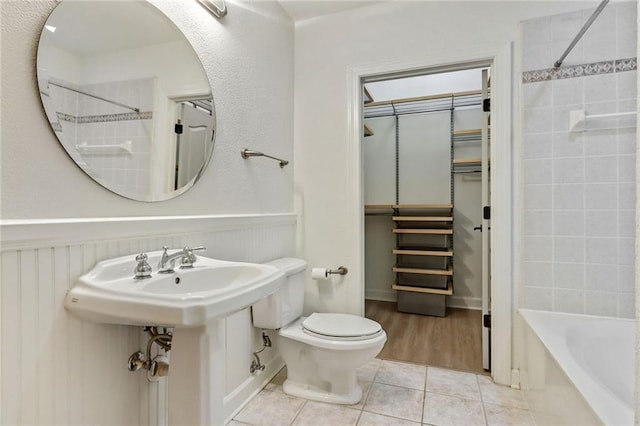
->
xmin=347 ymin=43 xmax=514 ymax=385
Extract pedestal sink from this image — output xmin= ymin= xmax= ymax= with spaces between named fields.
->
xmin=65 ymin=250 xmax=285 ymax=425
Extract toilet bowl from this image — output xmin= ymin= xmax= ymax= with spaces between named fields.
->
xmin=251 ymin=258 xmax=387 ymax=404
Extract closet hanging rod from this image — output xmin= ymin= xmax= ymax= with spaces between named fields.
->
xmin=241 ymin=148 xmax=289 ymax=168
xmin=554 ymin=0 xmax=609 ymax=68
xmin=48 ymin=81 xmax=140 ymax=113
xmin=365 ymin=89 xmax=481 ymax=108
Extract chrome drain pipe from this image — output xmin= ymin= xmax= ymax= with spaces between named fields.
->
xmin=128 ymin=327 xmax=172 ymax=381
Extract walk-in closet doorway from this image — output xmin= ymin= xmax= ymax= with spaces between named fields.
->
xmin=362 ymin=64 xmax=491 ymax=374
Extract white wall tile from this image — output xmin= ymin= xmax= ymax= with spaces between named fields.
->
xmin=585 ymin=264 xmax=618 ymax=292
xmin=618 ymin=238 xmax=635 ymax=265
xmin=553 ymin=158 xmax=584 ymax=183
xmin=553 ymin=184 xmax=584 ymax=209
xmin=618 ymin=265 xmax=635 ymax=293
xmin=524 ymin=185 xmax=552 ymax=210
xmin=618 ymin=210 xmax=635 ymax=238
xmin=585 ymin=183 xmax=617 ymax=209
xmin=524 ymin=133 xmax=553 ymax=159
xmin=524 ymin=236 xmax=553 ymax=262
xmin=553 ymin=288 xmax=584 ymax=313
xmin=553 ymin=210 xmax=584 ymax=236
xmin=523 ymin=82 xmax=552 ymax=109
xmin=585 ymin=237 xmax=618 ymax=264
xmin=617 ymin=293 xmax=635 ymax=318
xmin=523 ymin=286 xmax=553 ymax=311
xmin=523 ymin=261 xmax=553 ymax=287
xmin=524 ymin=108 xmax=553 ymax=133
xmin=618 ymin=183 xmax=635 ymax=209
xmin=524 ymin=210 xmax=552 ymax=235
xmin=618 ymin=154 xmax=635 ymax=182
xmin=617 ymin=72 xmax=637 ymax=101
xmin=584 ymin=74 xmax=618 ymax=104
xmin=524 ymin=159 xmax=552 ymax=184
xmin=584 ymin=130 xmax=618 ymax=156
xmin=585 ymin=290 xmax=618 ymax=316
xmin=585 ymin=210 xmax=617 ymax=237
xmin=552 ymin=132 xmax=583 ymax=158
xmin=584 ymin=156 xmax=617 ymax=183
xmin=553 ymin=237 xmax=584 ymax=263
xmin=616 ymin=2 xmax=638 ymax=58
xmin=552 ymin=78 xmax=583 ymax=106
xmin=553 ymin=263 xmax=584 ymax=290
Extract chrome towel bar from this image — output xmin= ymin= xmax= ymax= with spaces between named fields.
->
xmin=241 ymin=148 xmax=289 ymax=168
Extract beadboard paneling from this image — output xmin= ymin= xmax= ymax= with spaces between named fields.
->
xmin=1 ymin=214 xmax=295 ymax=425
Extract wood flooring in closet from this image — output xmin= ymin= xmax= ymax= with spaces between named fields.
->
xmin=365 ymin=300 xmax=487 ymax=375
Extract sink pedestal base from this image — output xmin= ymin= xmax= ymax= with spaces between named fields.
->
xmin=168 ymin=319 xmax=225 ymax=425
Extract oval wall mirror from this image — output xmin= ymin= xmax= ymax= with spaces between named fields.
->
xmin=36 ymin=0 xmax=215 ymax=202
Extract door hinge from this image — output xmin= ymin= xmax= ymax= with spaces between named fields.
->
xmin=483 ymin=206 xmax=491 ymax=220
xmin=174 ymin=119 xmax=183 ymax=134
xmin=483 ymin=314 xmax=491 ymax=328
xmin=483 ymin=98 xmax=491 ymax=112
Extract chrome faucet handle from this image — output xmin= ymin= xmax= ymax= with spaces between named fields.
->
xmin=134 ymin=253 xmax=152 ymax=279
xmin=180 ymin=246 xmax=207 ymax=268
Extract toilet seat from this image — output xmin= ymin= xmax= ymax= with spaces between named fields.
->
xmin=302 ymin=313 xmax=383 ymax=341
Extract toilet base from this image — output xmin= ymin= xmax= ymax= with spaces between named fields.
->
xmin=282 ymin=378 xmax=362 ymax=405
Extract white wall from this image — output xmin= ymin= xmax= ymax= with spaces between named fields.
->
xmin=293 ymin=0 xmax=603 ymax=317
xmin=1 ymin=0 xmax=294 ymax=218
xmin=1 ymin=0 xmax=294 ymax=424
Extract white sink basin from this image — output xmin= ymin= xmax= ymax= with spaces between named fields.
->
xmin=65 ymin=250 xmax=285 ymax=327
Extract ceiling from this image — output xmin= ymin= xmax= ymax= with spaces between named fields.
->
xmin=277 ymin=1 xmax=386 ymax=22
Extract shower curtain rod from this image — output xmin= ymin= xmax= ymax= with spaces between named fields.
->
xmin=554 ymin=0 xmax=609 ymax=68
xmin=48 ymin=81 xmax=141 ymax=113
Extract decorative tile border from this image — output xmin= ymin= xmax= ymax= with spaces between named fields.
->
xmin=522 ymin=57 xmax=636 ymax=83
xmin=56 ymin=111 xmax=153 ymax=124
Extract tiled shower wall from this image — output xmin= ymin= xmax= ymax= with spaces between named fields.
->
xmin=46 ymin=77 xmax=155 ymax=197
xmin=520 ymin=2 xmax=637 ymax=317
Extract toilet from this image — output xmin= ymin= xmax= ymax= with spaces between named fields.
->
xmin=251 ymin=258 xmax=387 ymax=405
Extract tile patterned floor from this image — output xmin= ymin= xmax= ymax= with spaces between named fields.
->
xmin=229 ymin=359 xmax=536 ymax=426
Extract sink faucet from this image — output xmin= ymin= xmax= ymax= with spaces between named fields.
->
xmin=158 ymin=246 xmax=206 ymax=273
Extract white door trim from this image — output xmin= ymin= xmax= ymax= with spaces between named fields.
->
xmin=347 ymin=43 xmax=514 ymax=385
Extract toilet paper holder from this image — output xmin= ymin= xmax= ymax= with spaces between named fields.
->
xmin=328 ymin=266 xmax=348 ymax=276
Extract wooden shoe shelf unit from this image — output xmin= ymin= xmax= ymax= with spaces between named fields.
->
xmin=391 ymin=204 xmax=453 ymax=317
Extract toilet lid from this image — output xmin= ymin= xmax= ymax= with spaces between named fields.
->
xmin=302 ymin=313 xmax=382 ymax=339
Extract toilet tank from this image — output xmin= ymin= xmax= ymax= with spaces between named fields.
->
xmin=251 ymin=258 xmax=307 ymax=329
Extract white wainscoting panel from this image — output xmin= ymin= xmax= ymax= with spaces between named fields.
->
xmin=1 ymin=214 xmax=295 ymax=425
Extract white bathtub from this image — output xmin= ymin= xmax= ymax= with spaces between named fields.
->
xmin=519 ymin=309 xmax=635 ymax=426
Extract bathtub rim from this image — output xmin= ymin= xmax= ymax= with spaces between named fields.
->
xmin=519 ymin=308 xmax=634 ymax=426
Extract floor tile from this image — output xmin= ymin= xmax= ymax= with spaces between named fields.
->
xmin=350 ymin=381 xmax=373 ymax=410
xmin=375 ymin=360 xmax=426 ymax=390
xmin=478 ymin=375 xmax=529 ymax=409
xmin=425 ymin=367 xmax=481 ymax=401
xmin=483 ymin=403 xmax=536 ymax=426
xmin=234 ymin=390 xmax=305 ymax=426
xmin=357 ymin=358 xmax=383 ymax=383
xmin=423 ymin=392 xmax=486 ymax=426
xmin=292 ymin=401 xmax=360 ymax=426
xmin=363 ymin=382 xmax=423 ymax=423
xmin=357 ymin=411 xmax=421 ymax=426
